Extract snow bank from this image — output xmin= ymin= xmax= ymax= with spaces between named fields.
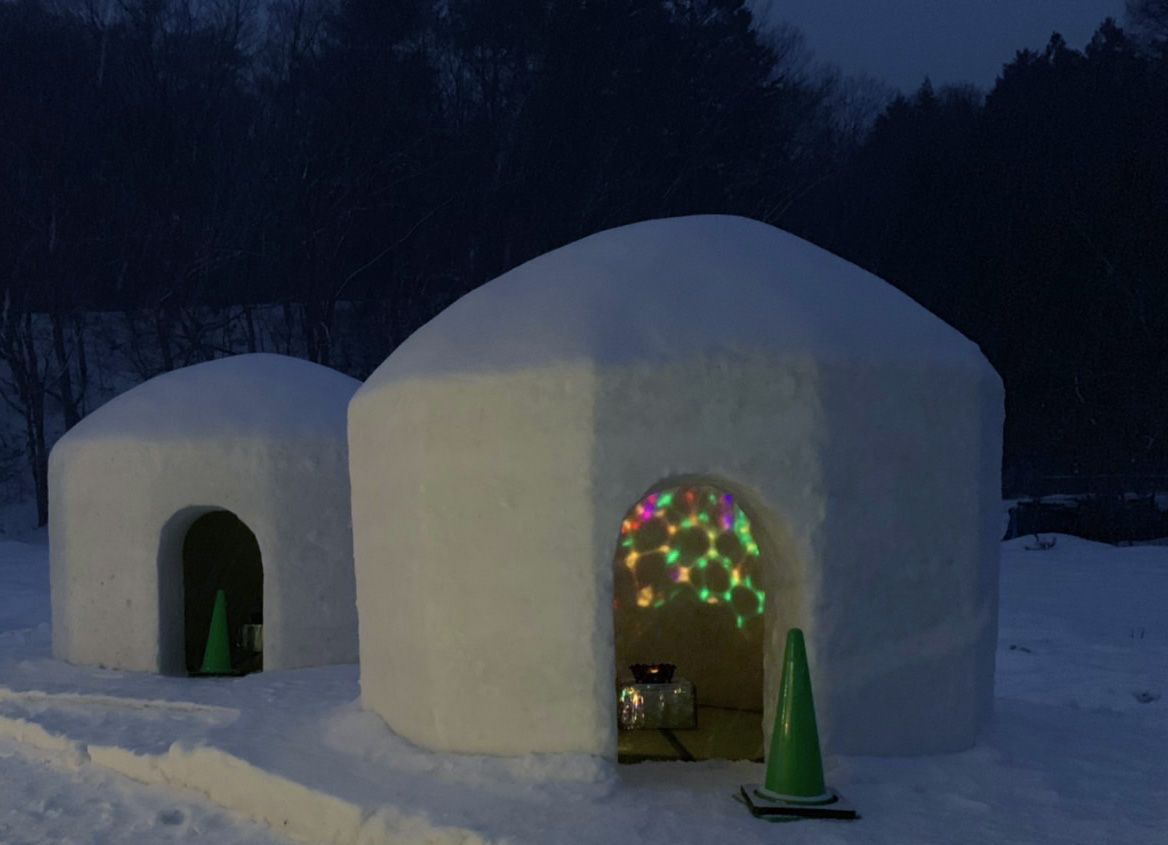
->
xmin=0 ymin=532 xmax=1166 ymax=844
xmin=0 ymin=709 xmax=485 ymax=845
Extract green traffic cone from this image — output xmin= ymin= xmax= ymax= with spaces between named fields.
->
xmin=740 ymin=627 xmax=857 ymax=820
xmin=198 ymin=589 xmax=233 ymax=675
xmin=762 ymin=628 xmax=828 ymax=800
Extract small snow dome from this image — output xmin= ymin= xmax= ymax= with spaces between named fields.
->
xmin=50 ymin=354 xmax=360 ymax=675
xmin=349 ymin=215 xmax=1003 ymax=759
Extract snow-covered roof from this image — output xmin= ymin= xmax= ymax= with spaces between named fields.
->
xmin=61 ymin=354 xmax=359 ymax=442
xmin=362 ymin=215 xmax=991 ymax=391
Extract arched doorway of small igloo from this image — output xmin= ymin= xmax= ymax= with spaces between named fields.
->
xmin=613 ymin=482 xmax=767 ymax=763
xmin=177 ymin=510 xmax=264 ymax=675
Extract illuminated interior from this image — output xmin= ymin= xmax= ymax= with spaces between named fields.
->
xmin=614 ymin=487 xmax=765 ymax=626
xmin=614 ymin=484 xmax=765 ymax=762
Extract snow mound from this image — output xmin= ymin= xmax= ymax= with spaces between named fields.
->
xmin=49 ymin=354 xmax=360 ymax=673
xmin=365 ymin=214 xmax=991 ymax=388
xmin=350 ymin=215 xmax=1002 ymax=758
xmin=63 ymin=353 xmax=359 ymax=442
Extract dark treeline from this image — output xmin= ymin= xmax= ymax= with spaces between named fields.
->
xmin=0 ymin=0 xmax=1166 ymax=523
xmin=807 ymin=12 xmax=1168 ymax=494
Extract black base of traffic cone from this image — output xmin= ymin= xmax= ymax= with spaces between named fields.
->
xmin=739 ymin=785 xmax=859 ymax=820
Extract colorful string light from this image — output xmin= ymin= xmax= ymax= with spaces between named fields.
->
xmin=615 ymin=485 xmax=765 ymax=629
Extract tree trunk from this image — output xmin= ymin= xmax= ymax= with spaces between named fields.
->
xmin=73 ymin=313 xmax=89 ymax=417
xmin=243 ymin=304 xmax=258 ymax=353
xmin=51 ymin=309 xmax=81 ymax=429
xmin=6 ymin=315 xmax=51 ymax=527
xmin=156 ymin=303 xmax=176 ymax=372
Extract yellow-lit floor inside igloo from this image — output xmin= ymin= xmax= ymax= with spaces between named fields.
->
xmin=618 ymin=705 xmax=764 ymax=763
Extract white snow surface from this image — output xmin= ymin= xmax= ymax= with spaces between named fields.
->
xmin=364 ymin=215 xmax=992 ymax=386
xmin=0 ymin=536 xmax=293 ymax=845
xmin=1 ymin=530 xmax=1165 ymax=843
xmin=65 ymin=353 xmax=357 ymax=441
xmin=0 ymin=737 xmax=292 ymax=845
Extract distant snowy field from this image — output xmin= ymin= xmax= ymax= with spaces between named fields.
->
xmin=0 ymin=531 xmax=1164 ymax=844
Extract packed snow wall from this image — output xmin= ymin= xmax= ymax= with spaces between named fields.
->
xmin=349 ymin=215 xmax=1003 ymax=757
xmin=49 ymin=354 xmax=361 ymax=674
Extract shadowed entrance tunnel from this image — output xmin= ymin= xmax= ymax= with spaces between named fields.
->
xmin=182 ymin=511 xmax=263 ymax=675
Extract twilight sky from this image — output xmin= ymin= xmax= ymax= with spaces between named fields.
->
xmin=750 ymin=0 xmax=1127 ymax=91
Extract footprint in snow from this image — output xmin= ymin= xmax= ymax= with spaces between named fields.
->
xmin=158 ymin=808 xmax=186 ymax=826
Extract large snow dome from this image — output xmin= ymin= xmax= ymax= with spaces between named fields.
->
xmin=349 ymin=215 xmax=1003 ymax=759
xmin=50 ymin=353 xmax=361 ymax=674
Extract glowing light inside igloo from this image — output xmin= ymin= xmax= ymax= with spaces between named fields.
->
xmin=615 ymin=486 xmax=764 ymax=629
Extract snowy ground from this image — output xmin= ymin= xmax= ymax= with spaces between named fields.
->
xmin=0 ymin=531 xmax=1164 ymax=844
xmin=0 ymin=738 xmax=291 ymax=845
xmin=0 ymin=536 xmax=292 ymax=845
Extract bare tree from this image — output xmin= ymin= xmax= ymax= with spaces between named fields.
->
xmin=0 ymin=294 xmax=56 ymax=526
xmin=1127 ymin=0 xmax=1168 ymax=43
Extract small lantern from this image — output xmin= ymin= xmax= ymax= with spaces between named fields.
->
xmin=618 ymin=663 xmax=696 ymax=730
xmin=239 ymin=623 xmax=263 ymax=654
xmin=631 ymin=663 xmax=676 ymax=684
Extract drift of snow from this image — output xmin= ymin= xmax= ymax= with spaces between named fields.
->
xmin=0 ymin=536 xmax=295 ymax=845
xmin=0 ymin=737 xmax=294 ymax=845
xmin=6 ymin=526 xmax=1166 ymax=842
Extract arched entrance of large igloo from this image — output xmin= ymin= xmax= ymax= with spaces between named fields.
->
xmin=181 ymin=511 xmax=264 ymax=675
xmin=613 ymin=483 xmax=766 ymax=763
